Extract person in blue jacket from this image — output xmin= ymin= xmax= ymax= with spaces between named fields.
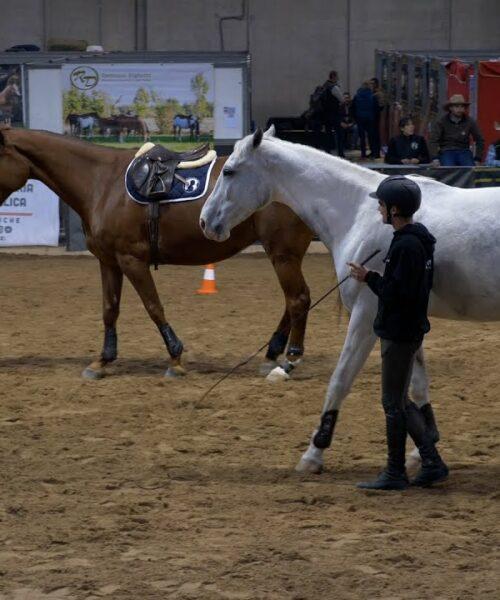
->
xmin=352 ymin=81 xmax=379 ymax=159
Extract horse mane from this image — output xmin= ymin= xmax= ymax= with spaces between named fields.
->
xmin=262 ymin=135 xmax=450 ymax=192
xmin=262 ymin=135 xmax=383 ymax=189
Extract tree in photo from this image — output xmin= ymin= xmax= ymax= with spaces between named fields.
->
xmin=190 ymin=73 xmax=212 ymax=119
xmin=155 ymin=98 xmax=183 ymax=133
xmin=132 ymin=87 xmax=151 ymax=117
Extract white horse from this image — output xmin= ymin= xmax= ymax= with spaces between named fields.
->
xmin=200 ymin=126 xmax=500 ymax=473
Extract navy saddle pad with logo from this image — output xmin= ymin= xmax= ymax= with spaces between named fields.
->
xmin=125 ymin=156 xmax=216 ymax=205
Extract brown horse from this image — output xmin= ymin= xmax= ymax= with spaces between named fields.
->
xmin=99 ymin=115 xmax=149 ymax=141
xmin=0 ymin=126 xmax=313 ymax=378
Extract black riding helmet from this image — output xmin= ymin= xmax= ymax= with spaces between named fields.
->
xmin=369 ymin=175 xmax=421 ymax=223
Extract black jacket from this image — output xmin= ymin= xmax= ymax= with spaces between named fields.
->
xmin=385 ymin=134 xmax=430 ymax=164
xmin=365 ymin=223 xmax=436 ymax=342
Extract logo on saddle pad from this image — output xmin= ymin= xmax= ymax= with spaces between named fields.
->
xmin=70 ymin=66 xmax=99 ymax=90
xmin=184 ymin=177 xmax=201 ymax=193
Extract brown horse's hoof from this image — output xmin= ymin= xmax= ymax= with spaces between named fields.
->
xmin=164 ymin=365 xmax=186 ymax=378
xmin=82 ymin=366 xmax=105 ymax=380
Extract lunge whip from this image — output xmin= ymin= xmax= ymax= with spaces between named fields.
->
xmin=199 ymin=248 xmax=381 ymax=402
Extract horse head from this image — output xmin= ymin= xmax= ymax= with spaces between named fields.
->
xmin=200 ymin=126 xmax=275 ymax=242
xmin=0 ymin=126 xmax=31 ymax=204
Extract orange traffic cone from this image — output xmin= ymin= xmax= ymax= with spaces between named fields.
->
xmin=197 ymin=264 xmax=218 ymax=294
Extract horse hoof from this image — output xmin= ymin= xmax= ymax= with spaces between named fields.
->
xmin=406 ymin=447 xmax=422 ymax=470
xmin=82 ymin=367 xmax=105 ymax=380
xmin=165 ymin=365 xmax=186 ymax=378
xmin=259 ymin=360 xmax=277 ymax=376
xmin=266 ymin=366 xmax=290 ymax=383
xmin=295 ymin=456 xmax=323 ymax=474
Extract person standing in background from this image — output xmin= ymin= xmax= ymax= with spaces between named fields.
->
xmin=353 ymin=81 xmax=378 ymax=160
xmin=321 ymin=70 xmax=345 ymax=157
xmin=339 ymin=92 xmax=357 ymax=152
xmin=370 ymin=77 xmax=384 ymax=158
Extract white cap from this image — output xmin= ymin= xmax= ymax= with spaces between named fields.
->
xmin=86 ymin=45 xmax=104 ymax=52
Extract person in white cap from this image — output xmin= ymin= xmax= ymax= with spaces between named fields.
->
xmin=428 ymin=94 xmax=484 ymax=166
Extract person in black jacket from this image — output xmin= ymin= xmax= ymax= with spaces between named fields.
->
xmin=385 ymin=117 xmax=430 ymax=165
xmin=348 ymin=176 xmax=448 ymax=491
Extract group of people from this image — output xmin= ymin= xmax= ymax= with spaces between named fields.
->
xmin=308 ymin=71 xmax=498 ymax=167
xmin=387 ymin=94 xmax=484 ymax=166
xmin=307 ymin=70 xmax=384 ymax=159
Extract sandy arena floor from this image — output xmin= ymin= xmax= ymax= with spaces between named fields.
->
xmin=0 ymin=254 xmax=499 ymax=600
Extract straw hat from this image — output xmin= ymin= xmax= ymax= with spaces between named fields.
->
xmin=444 ymin=94 xmax=470 ymax=109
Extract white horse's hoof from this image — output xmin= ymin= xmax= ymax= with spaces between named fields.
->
xmin=259 ymin=360 xmax=277 ymax=376
xmin=406 ymin=447 xmax=422 ymax=470
xmin=266 ymin=366 xmax=290 ymax=383
xmin=82 ymin=367 xmax=105 ymax=380
xmin=164 ymin=365 xmax=186 ymax=378
xmin=295 ymin=456 xmax=323 ymax=474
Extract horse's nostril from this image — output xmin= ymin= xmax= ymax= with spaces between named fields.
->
xmin=200 ymin=218 xmax=206 ymax=230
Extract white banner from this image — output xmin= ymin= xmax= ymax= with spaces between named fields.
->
xmin=0 ymin=180 xmax=59 ymax=246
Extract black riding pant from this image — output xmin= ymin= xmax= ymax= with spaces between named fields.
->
xmin=381 ymin=339 xmax=421 ymax=415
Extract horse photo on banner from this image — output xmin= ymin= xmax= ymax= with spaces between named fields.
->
xmin=61 ymin=63 xmax=214 ymax=147
xmin=0 ymin=64 xmax=23 ymax=126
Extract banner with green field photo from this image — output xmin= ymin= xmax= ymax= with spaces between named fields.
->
xmin=61 ymin=63 xmax=214 ymax=148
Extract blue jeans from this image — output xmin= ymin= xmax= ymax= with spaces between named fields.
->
xmin=439 ymin=149 xmax=474 ymax=166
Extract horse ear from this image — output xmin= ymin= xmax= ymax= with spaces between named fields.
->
xmin=264 ymin=124 xmax=276 ymax=138
xmin=252 ymin=128 xmax=263 ymax=149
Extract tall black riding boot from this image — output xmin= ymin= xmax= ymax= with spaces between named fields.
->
xmin=406 ymin=402 xmax=448 ymax=487
xmin=357 ymin=410 xmax=409 ymax=491
xmin=420 ymin=402 xmax=440 ymax=444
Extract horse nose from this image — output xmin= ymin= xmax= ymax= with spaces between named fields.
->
xmin=199 ymin=217 xmax=206 ymax=231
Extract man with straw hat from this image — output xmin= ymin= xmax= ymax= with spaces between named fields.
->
xmin=428 ymin=94 xmax=484 ymax=166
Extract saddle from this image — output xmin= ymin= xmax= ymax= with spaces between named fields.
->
xmin=126 ymin=142 xmax=214 ymax=270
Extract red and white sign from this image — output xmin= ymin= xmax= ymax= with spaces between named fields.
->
xmin=0 ymin=180 xmax=59 ymax=246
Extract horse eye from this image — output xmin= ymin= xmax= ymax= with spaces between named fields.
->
xmin=223 ymin=168 xmax=235 ymax=177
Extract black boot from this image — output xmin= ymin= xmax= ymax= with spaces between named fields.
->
xmin=406 ymin=402 xmax=449 ymax=487
xmin=357 ymin=410 xmax=409 ymax=491
xmin=420 ymin=403 xmax=440 ymax=444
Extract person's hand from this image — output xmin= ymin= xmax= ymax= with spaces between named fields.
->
xmin=347 ymin=262 xmax=368 ymax=282
xmin=431 ymin=159 xmax=440 ymax=167
xmin=401 ymin=158 xmax=411 ymax=164
xmin=474 ymin=160 xmax=481 ymax=166
xmin=340 ymin=122 xmax=348 ymax=129
xmin=410 ymin=158 xmax=420 ymax=164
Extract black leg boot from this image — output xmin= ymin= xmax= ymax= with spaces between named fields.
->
xmin=357 ymin=410 xmax=409 ymax=491
xmin=406 ymin=402 xmax=448 ymax=487
xmin=420 ymin=403 xmax=440 ymax=444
